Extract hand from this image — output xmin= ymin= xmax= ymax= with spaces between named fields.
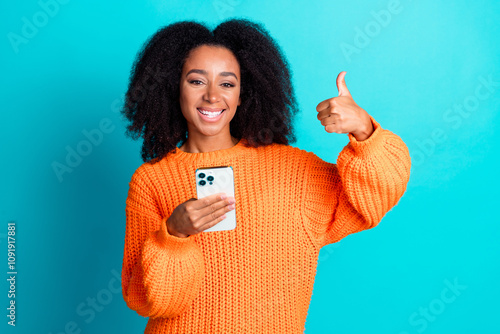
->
xmin=166 ymin=193 xmax=236 ymax=238
xmin=315 ymin=71 xmax=374 ymax=141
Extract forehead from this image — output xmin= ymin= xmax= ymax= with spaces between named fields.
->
xmin=183 ymin=45 xmax=240 ymax=73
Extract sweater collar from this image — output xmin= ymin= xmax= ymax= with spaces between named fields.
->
xmin=170 ymin=138 xmax=249 ymax=163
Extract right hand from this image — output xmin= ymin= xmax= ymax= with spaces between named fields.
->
xmin=166 ymin=193 xmax=236 ymax=238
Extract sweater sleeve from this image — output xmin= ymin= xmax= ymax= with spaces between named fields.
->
xmin=302 ymin=115 xmax=411 ymax=249
xmin=121 ymin=167 xmax=205 ymax=318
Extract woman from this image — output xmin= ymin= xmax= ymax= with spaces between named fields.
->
xmin=120 ymin=19 xmax=411 ymax=333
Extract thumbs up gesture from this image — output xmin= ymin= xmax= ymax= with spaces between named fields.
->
xmin=316 ymin=71 xmax=374 ymax=141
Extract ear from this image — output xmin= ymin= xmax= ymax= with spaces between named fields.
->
xmin=238 ymin=97 xmax=241 ymax=106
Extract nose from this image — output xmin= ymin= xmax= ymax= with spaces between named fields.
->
xmin=203 ymin=82 xmax=220 ymax=103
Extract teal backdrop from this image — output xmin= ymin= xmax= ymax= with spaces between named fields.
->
xmin=2 ymin=0 xmax=499 ymax=333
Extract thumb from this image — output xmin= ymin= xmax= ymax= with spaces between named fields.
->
xmin=336 ymin=71 xmax=351 ymax=97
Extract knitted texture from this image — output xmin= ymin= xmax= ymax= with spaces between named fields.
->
xmin=121 ymin=115 xmax=411 ymax=333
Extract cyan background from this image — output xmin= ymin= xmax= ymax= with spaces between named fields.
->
xmin=1 ymin=0 xmax=499 ymax=333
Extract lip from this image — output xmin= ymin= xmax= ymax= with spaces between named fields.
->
xmin=197 ymin=108 xmax=225 ymax=122
xmin=198 ymin=107 xmax=225 ymax=112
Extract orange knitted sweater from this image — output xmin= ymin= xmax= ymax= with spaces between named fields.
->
xmin=121 ymin=115 xmax=411 ymax=333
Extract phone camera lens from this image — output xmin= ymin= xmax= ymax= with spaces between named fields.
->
xmin=207 ymin=176 xmax=214 ymax=181
xmin=199 ymin=180 xmax=206 ymax=186
xmin=199 ymin=173 xmax=206 ymax=179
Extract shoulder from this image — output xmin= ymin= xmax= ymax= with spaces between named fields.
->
xmin=270 ymin=142 xmax=328 ymax=165
xmin=128 ymin=159 xmax=162 ymax=186
xmin=254 ymin=142 xmax=332 ymax=173
xmin=259 ymin=142 xmax=317 ymax=159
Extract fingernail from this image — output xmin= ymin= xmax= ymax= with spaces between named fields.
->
xmin=228 ymin=198 xmax=235 ymax=204
xmin=220 ymin=194 xmax=227 ymax=200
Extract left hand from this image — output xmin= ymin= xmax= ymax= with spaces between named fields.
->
xmin=316 ymin=71 xmax=374 ymax=141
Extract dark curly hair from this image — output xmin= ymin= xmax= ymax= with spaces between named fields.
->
xmin=121 ymin=18 xmax=298 ymax=163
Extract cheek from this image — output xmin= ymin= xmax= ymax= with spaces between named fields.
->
xmin=178 ymin=95 xmax=192 ymax=120
xmin=179 ymin=87 xmax=190 ymax=103
xmin=179 ymin=87 xmax=195 ymax=110
xmin=231 ymin=89 xmax=241 ymax=107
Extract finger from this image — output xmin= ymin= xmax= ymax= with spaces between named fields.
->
xmin=336 ymin=71 xmax=351 ymax=97
xmin=325 ymin=123 xmax=342 ymax=134
xmin=317 ymin=108 xmax=340 ymax=121
xmin=198 ymin=200 xmax=235 ymax=229
xmin=198 ymin=194 xmax=235 ymax=217
xmin=192 ymin=192 xmax=229 ymax=210
xmin=316 ymin=99 xmax=331 ymax=112
xmin=200 ymin=214 xmax=227 ymax=232
xmin=321 ymin=114 xmax=339 ymax=126
xmin=316 ymin=95 xmax=342 ymax=114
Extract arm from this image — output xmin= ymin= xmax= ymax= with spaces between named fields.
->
xmin=302 ymin=116 xmax=411 ymax=248
xmin=121 ymin=167 xmax=205 ymax=318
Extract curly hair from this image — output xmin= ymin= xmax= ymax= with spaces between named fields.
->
xmin=121 ymin=19 xmax=298 ymax=163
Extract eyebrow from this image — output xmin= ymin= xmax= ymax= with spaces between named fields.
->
xmin=186 ymin=69 xmax=238 ymax=80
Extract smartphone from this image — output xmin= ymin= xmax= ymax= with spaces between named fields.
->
xmin=195 ymin=166 xmax=236 ymax=232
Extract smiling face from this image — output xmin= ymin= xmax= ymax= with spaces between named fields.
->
xmin=179 ymin=45 xmax=241 ymax=145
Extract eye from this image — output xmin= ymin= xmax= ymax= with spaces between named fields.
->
xmin=221 ymin=83 xmax=235 ymax=88
xmin=189 ymin=80 xmax=204 ymax=85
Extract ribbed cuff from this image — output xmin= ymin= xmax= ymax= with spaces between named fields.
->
xmin=156 ymin=216 xmax=194 ymax=250
xmin=346 ymin=115 xmax=385 ymax=156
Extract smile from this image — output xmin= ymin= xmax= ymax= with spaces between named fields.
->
xmin=197 ymin=108 xmax=224 ymax=118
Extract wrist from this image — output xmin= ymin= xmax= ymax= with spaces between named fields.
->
xmin=351 ymin=118 xmax=374 ymax=141
xmin=166 ymin=218 xmax=189 ymax=238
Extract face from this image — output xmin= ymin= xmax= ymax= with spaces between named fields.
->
xmin=179 ymin=45 xmax=241 ymax=142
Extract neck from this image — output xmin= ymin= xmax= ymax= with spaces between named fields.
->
xmin=179 ymin=134 xmax=239 ymax=153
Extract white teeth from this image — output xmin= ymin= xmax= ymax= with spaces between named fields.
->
xmin=198 ymin=109 xmax=223 ymax=118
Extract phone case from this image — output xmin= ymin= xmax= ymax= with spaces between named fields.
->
xmin=195 ymin=166 xmax=236 ymax=232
